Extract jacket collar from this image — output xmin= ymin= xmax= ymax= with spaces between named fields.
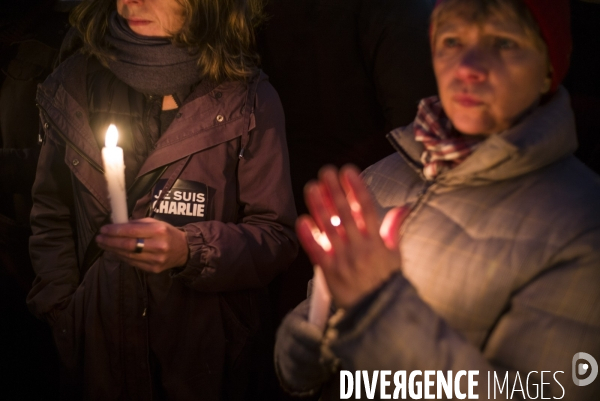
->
xmin=38 ymin=54 xmax=259 ymax=178
xmin=37 ymin=55 xmax=105 ymax=171
xmin=387 ymin=87 xmax=577 ymax=186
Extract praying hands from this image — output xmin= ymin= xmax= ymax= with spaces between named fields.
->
xmin=296 ymin=165 xmax=409 ymax=310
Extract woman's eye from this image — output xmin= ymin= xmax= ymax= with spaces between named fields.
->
xmin=494 ymin=37 xmax=518 ymax=50
xmin=442 ymin=37 xmax=461 ymax=48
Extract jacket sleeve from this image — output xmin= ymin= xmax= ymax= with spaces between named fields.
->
xmin=26 ymin=126 xmax=80 ymax=324
xmin=274 ymin=298 xmax=334 ymax=397
xmin=174 ymin=80 xmax=299 ymax=292
xmin=274 ymin=279 xmax=338 ymax=396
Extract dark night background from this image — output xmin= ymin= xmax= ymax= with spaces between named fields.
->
xmin=1 ymin=0 xmax=599 ymax=399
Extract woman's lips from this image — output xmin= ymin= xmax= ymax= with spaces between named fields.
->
xmin=126 ymin=19 xmax=152 ymax=26
xmin=453 ymin=94 xmax=484 ymax=107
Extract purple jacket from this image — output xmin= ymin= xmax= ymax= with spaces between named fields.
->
xmin=27 ymin=54 xmax=298 ymax=400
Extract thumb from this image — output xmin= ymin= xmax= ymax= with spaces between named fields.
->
xmin=135 ymin=217 xmax=157 ymax=223
xmin=379 ymin=206 xmax=410 ymax=251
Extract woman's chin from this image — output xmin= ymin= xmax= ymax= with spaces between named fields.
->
xmin=450 ymin=116 xmax=496 ymax=137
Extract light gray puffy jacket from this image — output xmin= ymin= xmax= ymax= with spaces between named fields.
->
xmin=275 ymin=87 xmax=600 ymax=400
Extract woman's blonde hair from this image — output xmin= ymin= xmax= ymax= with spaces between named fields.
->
xmin=70 ymin=0 xmax=266 ymax=83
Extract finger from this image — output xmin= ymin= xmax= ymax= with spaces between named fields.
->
xmin=380 ymin=206 xmax=410 ymax=251
xmin=99 ymin=222 xmax=157 ymax=238
xmin=340 ymin=165 xmax=380 ymax=237
xmin=135 ymin=217 xmax=158 ymax=223
xmin=303 ymin=181 xmax=327 ymax=232
xmin=96 ymin=235 xmax=166 ymax=255
xmin=316 ymin=181 xmax=349 ymax=242
xmin=315 ymin=169 xmax=345 ymax=238
xmin=338 ymin=166 xmax=366 ymax=231
xmin=296 ymin=216 xmax=333 ymax=268
xmin=96 ymin=235 xmax=138 ymax=253
xmin=305 ymin=183 xmax=345 ymax=253
xmin=318 ymin=167 xmax=361 ymax=242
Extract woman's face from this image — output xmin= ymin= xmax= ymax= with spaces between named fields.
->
xmin=116 ymin=0 xmax=185 ymax=37
xmin=432 ymin=13 xmax=551 ymax=135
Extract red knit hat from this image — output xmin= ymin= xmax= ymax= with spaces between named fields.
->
xmin=433 ymin=0 xmax=572 ymax=93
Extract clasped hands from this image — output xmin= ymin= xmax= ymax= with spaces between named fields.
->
xmin=297 ymin=165 xmax=408 ymax=310
xmin=96 ymin=217 xmax=189 ymax=273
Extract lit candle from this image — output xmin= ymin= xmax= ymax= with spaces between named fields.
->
xmin=102 ymin=124 xmax=128 ymax=224
xmin=308 ymin=229 xmax=332 ymax=330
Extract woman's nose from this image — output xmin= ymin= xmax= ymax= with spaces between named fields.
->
xmin=455 ymin=47 xmax=488 ymax=83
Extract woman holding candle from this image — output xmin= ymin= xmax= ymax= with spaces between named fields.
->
xmin=275 ymin=0 xmax=600 ymax=399
xmin=27 ymin=0 xmax=297 ymax=399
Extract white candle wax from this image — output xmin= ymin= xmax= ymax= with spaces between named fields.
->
xmin=308 ymin=265 xmax=332 ymax=331
xmin=308 ymin=230 xmax=332 ymax=330
xmin=102 ymin=124 xmax=128 ymax=224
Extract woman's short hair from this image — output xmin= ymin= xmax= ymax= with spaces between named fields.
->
xmin=430 ymin=0 xmax=546 ymax=52
xmin=70 ymin=0 xmax=266 ymax=83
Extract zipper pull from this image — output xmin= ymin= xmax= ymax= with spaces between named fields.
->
xmin=142 ymin=307 xmax=147 ymax=317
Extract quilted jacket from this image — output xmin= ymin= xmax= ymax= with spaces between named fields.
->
xmin=275 ymin=87 xmax=600 ymax=400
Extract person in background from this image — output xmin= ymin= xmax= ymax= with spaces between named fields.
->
xmin=565 ymin=0 xmax=600 ymax=174
xmin=0 ymin=0 xmax=77 ymax=398
xmin=256 ymin=0 xmax=438 ymax=337
xmin=26 ymin=0 xmax=297 ymax=399
xmin=275 ymin=0 xmax=600 ymax=399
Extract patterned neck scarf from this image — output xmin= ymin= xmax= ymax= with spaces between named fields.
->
xmin=414 ymin=96 xmax=482 ymax=180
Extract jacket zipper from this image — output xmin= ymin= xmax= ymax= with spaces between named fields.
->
xmin=386 ymin=132 xmax=427 ymax=180
xmin=399 ymin=180 xmax=435 ymax=236
xmin=386 ymin=131 xmax=437 ymax=235
xmin=38 ymin=104 xmax=105 ymax=174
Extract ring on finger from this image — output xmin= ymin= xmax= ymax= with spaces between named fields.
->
xmin=134 ymin=238 xmax=145 ymax=254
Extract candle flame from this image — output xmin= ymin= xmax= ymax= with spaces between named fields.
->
xmin=105 ymin=124 xmax=119 ymax=148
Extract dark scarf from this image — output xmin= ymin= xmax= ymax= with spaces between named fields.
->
xmin=414 ymin=96 xmax=483 ymax=180
xmin=105 ymin=12 xmax=200 ymax=103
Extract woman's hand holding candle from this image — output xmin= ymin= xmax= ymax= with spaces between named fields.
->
xmin=98 ymin=125 xmax=189 ymax=273
xmin=96 ymin=217 xmax=189 ymax=273
xmin=296 ymin=165 xmax=409 ymax=311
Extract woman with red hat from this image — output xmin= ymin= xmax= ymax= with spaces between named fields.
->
xmin=275 ymin=0 xmax=600 ymax=399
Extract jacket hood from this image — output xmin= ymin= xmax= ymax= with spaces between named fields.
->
xmin=388 ymin=87 xmax=577 ymax=186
